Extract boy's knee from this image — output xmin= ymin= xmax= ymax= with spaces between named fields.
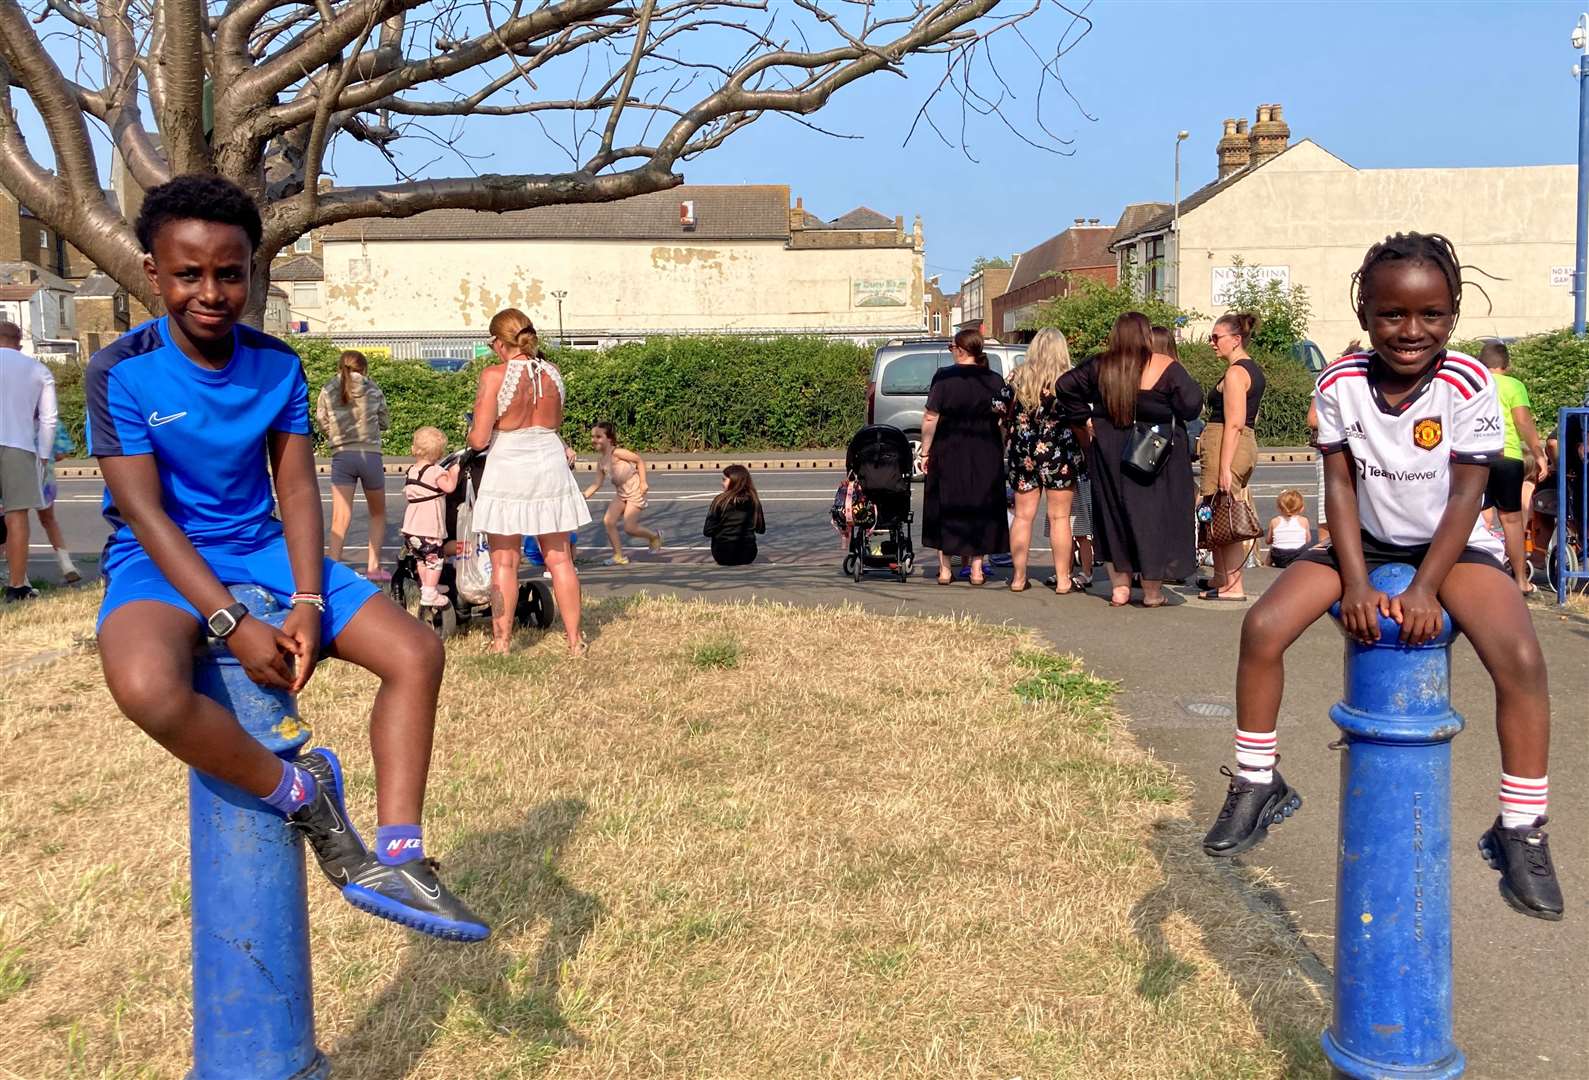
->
xmin=1239 ymin=606 xmax=1286 ymax=660
xmin=107 ymin=666 xmax=193 ymax=737
xmin=399 ymin=623 xmax=445 ymax=682
xmin=1496 ymin=639 xmax=1548 ymax=693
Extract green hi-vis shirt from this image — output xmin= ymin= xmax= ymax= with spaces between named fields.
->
xmin=1494 ymin=372 xmax=1531 ymax=460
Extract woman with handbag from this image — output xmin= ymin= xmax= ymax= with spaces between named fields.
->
xmin=1198 ymin=313 xmax=1267 ymax=601
xmin=1056 ymin=313 xmax=1203 ymax=607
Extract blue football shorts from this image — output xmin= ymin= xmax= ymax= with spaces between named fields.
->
xmin=97 ymin=532 xmax=380 ymax=643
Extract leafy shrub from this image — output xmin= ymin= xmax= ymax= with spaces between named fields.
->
xmin=1452 ymin=330 xmax=1589 ymax=432
xmin=1212 ymin=257 xmax=1312 ymax=353
xmin=1023 ymin=271 xmax=1200 ymax=356
xmin=48 ymin=360 xmax=87 ymax=453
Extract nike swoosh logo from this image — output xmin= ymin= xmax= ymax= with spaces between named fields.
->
xmin=148 ymin=411 xmax=188 ymax=426
xmin=401 ymin=869 xmax=442 ymax=901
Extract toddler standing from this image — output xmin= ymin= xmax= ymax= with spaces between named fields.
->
xmin=402 ymin=427 xmax=461 ymax=607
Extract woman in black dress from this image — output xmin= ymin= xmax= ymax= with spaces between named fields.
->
xmin=921 ymin=328 xmax=1009 ymax=585
xmin=1056 ymin=312 xmax=1203 ymax=607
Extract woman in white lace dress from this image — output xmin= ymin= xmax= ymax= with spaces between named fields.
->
xmin=467 ymin=309 xmax=591 ymax=655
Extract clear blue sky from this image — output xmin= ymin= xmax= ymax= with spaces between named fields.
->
xmin=15 ymin=1 xmax=1586 ymax=286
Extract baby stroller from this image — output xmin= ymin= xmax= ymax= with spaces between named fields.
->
xmin=389 ymin=447 xmax=556 ymax=638
xmin=834 ymin=425 xmax=915 ymax=583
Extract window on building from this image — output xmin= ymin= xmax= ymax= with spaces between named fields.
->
xmin=39 ymin=231 xmax=49 ymax=249
xmin=932 ymin=313 xmax=942 ymax=333
xmin=293 ymin=234 xmax=314 ymax=254
xmin=1145 ymin=236 xmax=1166 ymax=297
xmin=292 ymin=283 xmax=320 ymax=309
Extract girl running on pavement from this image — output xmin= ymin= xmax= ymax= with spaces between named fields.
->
xmin=585 ymin=421 xmax=661 ymax=564
xmin=1201 ymin=232 xmax=1562 ymax=922
xmin=87 ymin=175 xmax=488 ymax=943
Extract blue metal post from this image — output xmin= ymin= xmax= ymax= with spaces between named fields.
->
xmin=1576 ymin=14 xmax=1589 ymax=336
xmin=1320 ymin=563 xmax=1465 ymax=1080
xmin=189 ymin=586 xmax=329 ymax=1080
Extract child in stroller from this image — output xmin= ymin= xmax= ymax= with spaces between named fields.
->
xmin=390 ymin=437 xmax=556 ymax=637
xmin=832 ymin=425 xmax=916 ymax=582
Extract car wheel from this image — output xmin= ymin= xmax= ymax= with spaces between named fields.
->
xmin=907 ymin=432 xmax=925 ymax=481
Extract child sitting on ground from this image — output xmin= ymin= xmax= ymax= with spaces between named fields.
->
xmin=1265 ymin=489 xmax=1311 ymax=568
xmin=86 ymin=175 xmax=488 ymax=942
xmin=1202 ymin=232 xmax=1563 ymax=922
xmin=402 ymin=427 xmax=461 ymax=607
xmin=703 ymin=465 xmax=766 ymax=565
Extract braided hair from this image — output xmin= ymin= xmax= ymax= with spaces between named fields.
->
xmin=1350 ymin=232 xmax=1465 ymax=326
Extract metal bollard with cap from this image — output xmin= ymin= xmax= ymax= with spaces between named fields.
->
xmin=188 ymin=585 xmax=330 ymax=1080
xmin=1320 ymin=562 xmax=1465 ymax=1080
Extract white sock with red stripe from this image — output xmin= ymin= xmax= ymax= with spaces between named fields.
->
xmin=1235 ymin=729 xmax=1278 ymax=785
xmin=1499 ymin=773 xmax=1547 ymax=829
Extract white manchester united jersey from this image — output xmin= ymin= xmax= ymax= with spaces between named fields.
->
xmin=1313 ymin=350 xmax=1504 ymax=555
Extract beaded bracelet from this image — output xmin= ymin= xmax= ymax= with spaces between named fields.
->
xmin=290 ymin=592 xmax=326 ymax=611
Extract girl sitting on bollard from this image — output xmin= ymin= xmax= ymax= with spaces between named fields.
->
xmin=1201 ymin=232 xmax=1563 ymax=922
xmin=86 ymin=175 xmax=489 ymax=943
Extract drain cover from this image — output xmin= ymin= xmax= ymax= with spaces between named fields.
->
xmin=1182 ymin=701 xmax=1234 ymax=719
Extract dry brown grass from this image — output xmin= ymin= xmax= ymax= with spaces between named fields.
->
xmin=0 ymin=592 xmax=1328 ymax=1079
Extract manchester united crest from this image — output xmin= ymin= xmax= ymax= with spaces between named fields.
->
xmin=1412 ymin=417 xmax=1443 ymax=451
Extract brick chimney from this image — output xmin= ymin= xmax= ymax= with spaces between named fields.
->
xmin=1248 ymin=103 xmax=1290 ymax=167
xmin=789 ymin=195 xmax=806 ymax=234
xmin=1216 ymin=118 xmax=1250 ymax=180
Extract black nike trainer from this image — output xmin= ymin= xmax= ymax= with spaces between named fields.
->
xmin=1202 ymin=765 xmax=1303 ymax=857
xmin=286 ymin=748 xmax=369 ymax=888
xmin=342 ymin=856 xmax=491 ymax=942
xmin=1479 ymin=816 xmax=1565 ymax=922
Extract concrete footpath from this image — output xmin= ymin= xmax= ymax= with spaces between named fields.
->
xmin=46 ymin=446 xmax=1321 ymax=479
xmin=571 ymin=561 xmax=1587 ymax=1079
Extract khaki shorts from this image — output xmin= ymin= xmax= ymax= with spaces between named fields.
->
xmin=1197 ymin=425 xmax=1257 ymax=499
xmin=0 ymin=445 xmax=45 ymax=512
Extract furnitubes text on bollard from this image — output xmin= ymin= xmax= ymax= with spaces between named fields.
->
xmin=1320 ymin=563 xmax=1464 ymax=1080
xmin=189 ymin=585 xmax=330 ymax=1080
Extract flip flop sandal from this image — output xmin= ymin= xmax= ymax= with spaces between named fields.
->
xmin=1009 ymin=580 xmax=1033 ymax=592
xmin=1198 ymin=589 xmax=1249 ymax=602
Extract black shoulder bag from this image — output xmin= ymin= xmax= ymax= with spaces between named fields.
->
xmin=1121 ymin=401 xmax=1174 ymax=481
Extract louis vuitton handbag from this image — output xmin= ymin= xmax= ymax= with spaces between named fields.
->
xmin=1204 ymin=489 xmax=1263 ymax=549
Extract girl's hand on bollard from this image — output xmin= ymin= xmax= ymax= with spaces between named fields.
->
xmin=229 ymin=617 xmax=297 ymax=689
xmin=1339 ymin=582 xmax=1389 ymax=644
xmin=1388 ymin=586 xmax=1443 ymax=645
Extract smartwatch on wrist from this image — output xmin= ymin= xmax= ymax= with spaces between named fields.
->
xmin=207 ymin=602 xmax=249 ymax=639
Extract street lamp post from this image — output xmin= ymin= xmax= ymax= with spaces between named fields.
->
xmin=551 ymin=289 xmax=568 ymax=348
xmin=1573 ymin=15 xmax=1588 ymax=336
xmin=1172 ymin=130 xmax=1189 ymax=310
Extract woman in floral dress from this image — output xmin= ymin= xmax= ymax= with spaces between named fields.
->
xmin=994 ymin=328 xmax=1088 ymax=593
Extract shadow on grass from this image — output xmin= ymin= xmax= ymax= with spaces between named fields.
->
xmin=1129 ymin=819 xmax=1333 ymax=1079
xmin=329 ymin=797 xmax=598 ymax=1077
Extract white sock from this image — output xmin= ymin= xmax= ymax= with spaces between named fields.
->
xmin=1499 ymin=773 xmax=1547 ymax=829
xmin=1235 ymin=729 xmax=1278 ymax=785
xmin=55 ymin=548 xmax=77 ymax=573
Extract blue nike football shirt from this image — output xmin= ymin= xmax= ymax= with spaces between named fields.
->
xmin=86 ymin=317 xmax=310 ymax=568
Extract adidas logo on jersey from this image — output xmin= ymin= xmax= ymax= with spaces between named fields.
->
xmin=1345 ymin=420 xmax=1367 ymax=440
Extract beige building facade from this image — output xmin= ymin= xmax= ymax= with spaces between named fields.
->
xmin=320 ymin=185 xmax=925 ymax=344
xmin=1115 ymin=108 xmax=1576 ymax=354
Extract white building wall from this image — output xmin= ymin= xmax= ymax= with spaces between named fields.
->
xmin=320 ymin=237 xmax=925 ymax=335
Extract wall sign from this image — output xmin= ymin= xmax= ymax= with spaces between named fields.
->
xmin=1551 ymin=265 xmax=1575 ymax=288
xmin=853 ymin=278 xmax=909 ymax=308
xmin=1212 ymin=265 xmax=1289 ymax=307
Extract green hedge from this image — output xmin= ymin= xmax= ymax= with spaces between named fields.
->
xmin=47 ymin=329 xmax=1587 ymax=458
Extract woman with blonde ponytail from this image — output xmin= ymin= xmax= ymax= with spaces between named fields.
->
xmin=467 ymin=308 xmax=591 ymax=655
xmin=316 ymin=349 xmax=390 ymax=580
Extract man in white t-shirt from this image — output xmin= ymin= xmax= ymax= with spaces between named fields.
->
xmin=0 ymin=321 xmax=56 ymax=601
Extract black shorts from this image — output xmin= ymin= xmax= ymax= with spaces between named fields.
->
xmin=1292 ymin=530 xmax=1506 ymax=577
xmin=1483 ymin=456 xmax=1525 ymax=514
xmin=1269 ymin=547 xmax=1305 ymax=569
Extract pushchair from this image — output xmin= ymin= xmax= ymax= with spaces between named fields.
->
xmin=389 ymin=447 xmax=556 ymax=638
xmin=834 ymin=425 xmax=915 ymax=583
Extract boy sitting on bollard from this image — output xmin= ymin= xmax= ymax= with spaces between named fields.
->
xmin=86 ymin=175 xmax=488 ymax=942
xmin=1201 ymin=232 xmax=1564 ymax=922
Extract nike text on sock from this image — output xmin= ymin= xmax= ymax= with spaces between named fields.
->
xmin=1234 ymin=729 xmax=1278 ymax=782
xmin=263 ymin=761 xmax=317 ymax=815
xmin=1499 ymin=772 xmax=1547 ymax=829
xmin=376 ymin=824 xmax=425 ymax=866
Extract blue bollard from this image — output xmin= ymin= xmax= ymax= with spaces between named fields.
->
xmin=1320 ymin=563 xmax=1465 ymax=1080
xmin=188 ymin=585 xmax=329 ymax=1080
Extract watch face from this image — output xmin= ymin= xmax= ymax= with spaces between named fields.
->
xmin=209 ymin=607 xmax=239 ymax=637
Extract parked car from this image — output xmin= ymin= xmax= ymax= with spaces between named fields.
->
xmin=1290 ymin=338 xmax=1327 ymax=374
xmin=867 ymin=337 xmax=1028 ymax=478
